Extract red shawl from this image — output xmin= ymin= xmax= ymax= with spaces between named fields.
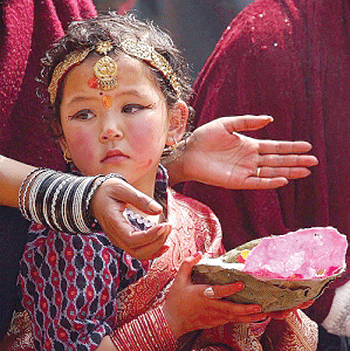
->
xmin=183 ymin=0 xmax=350 ymax=323
xmin=0 ymin=0 xmax=97 ymax=170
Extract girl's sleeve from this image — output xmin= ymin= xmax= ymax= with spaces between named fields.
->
xmin=110 ymin=306 xmax=177 ymax=351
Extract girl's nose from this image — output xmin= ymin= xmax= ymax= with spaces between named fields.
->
xmin=100 ymin=127 xmax=123 ymax=142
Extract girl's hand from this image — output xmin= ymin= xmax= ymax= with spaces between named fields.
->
xmin=173 ymin=115 xmax=318 ymax=189
xmin=163 ymin=253 xmax=269 ymax=338
xmin=91 ymin=178 xmax=171 ymax=261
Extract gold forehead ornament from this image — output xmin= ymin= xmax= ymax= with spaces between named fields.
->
xmin=48 ymin=40 xmax=180 ymax=104
xmin=93 ymin=41 xmax=118 ymax=91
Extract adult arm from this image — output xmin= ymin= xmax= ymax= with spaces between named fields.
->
xmin=181 ymin=0 xmax=348 ymax=326
xmin=0 ymin=115 xmax=318 ymax=207
xmin=166 ymin=115 xmax=318 ymax=188
xmin=0 ymin=155 xmax=167 ymax=260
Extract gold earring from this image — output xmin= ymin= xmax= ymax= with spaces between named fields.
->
xmin=171 ymin=137 xmax=178 ymax=151
xmin=63 ymin=149 xmax=73 ymax=164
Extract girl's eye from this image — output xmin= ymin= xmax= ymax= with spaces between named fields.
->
xmin=122 ymin=104 xmax=147 ymax=114
xmin=70 ymin=109 xmax=96 ymax=120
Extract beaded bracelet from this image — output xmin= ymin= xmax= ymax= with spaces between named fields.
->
xmin=18 ymin=168 xmax=127 ymax=233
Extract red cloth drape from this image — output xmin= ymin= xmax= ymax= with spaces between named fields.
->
xmin=0 ymin=0 xmax=97 ymax=170
xmin=183 ymin=0 xmax=350 ymax=323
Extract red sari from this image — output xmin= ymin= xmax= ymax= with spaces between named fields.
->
xmin=1 ymin=190 xmax=317 ymax=350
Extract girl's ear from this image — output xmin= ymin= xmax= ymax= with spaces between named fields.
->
xmin=59 ymin=137 xmax=72 ymax=163
xmin=166 ymin=101 xmax=189 ymax=146
xmin=59 ymin=136 xmax=69 ymax=155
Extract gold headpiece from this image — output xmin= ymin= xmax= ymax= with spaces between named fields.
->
xmin=120 ymin=39 xmax=181 ymax=97
xmin=48 ymin=40 xmax=180 ymax=104
xmin=48 ymin=48 xmax=92 ymax=104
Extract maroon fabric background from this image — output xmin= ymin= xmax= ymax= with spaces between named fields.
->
xmin=183 ymin=0 xmax=350 ymax=323
xmin=0 ymin=0 xmax=97 ymax=341
xmin=0 ymin=0 xmax=97 ymax=170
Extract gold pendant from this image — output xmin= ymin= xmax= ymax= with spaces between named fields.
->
xmin=93 ymin=56 xmax=118 ymax=90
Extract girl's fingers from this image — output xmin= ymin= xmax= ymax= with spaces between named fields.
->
xmin=175 ymin=253 xmax=203 ymax=284
xmin=297 ymin=300 xmax=315 ymax=309
xmin=203 ymin=282 xmax=245 ymax=299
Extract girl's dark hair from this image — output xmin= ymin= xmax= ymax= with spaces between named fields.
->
xmin=41 ymin=13 xmax=193 ymax=137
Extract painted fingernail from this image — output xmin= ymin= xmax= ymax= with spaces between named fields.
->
xmin=203 ymin=287 xmax=215 ymax=299
xmin=156 ymin=226 xmax=166 ymax=236
xmin=253 ymin=306 xmax=262 ymax=313
xmin=148 ymin=200 xmax=162 ymax=213
xmin=236 ymin=282 xmax=245 ymax=290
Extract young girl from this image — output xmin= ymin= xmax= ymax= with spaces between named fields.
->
xmin=18 ymin=14 xmax=317 ymax=351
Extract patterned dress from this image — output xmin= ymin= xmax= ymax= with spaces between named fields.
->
xmin=17 ymin=166 xmax=224 ymax=350
xmin=17 ymin=166 xmax=318 ymax=350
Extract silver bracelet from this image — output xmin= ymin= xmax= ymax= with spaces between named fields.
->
xmin=18 ymin=168 xmax=46 ymax=221
xmin=59 ymin=174 xmax=77 ymax=233
xmin=28 ymin=170 xmax=57 ymax=225
xmin=73 ymin=176 xmax=94 ymax=233
xmin=50 ymin=176 xmax=69 ymax=232
xmin=42 ymin=173 xmax=67 ymax=230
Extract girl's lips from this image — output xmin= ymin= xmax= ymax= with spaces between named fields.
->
xmin=102 ymin=150 xmax=129 ymax=163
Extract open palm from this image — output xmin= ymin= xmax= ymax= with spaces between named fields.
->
xmin=182 ymin=115 xmax=318 ymax=189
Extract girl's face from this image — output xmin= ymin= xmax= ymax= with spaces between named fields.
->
xmin=59 ymin=54 xmax=186 ymax=197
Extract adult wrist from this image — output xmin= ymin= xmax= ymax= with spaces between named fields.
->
xmin=162 ymin=132 xmax=195 ymax=185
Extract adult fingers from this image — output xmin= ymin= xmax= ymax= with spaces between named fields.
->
xmin=130 ymin=226 xmax=172 ymax=259
xmin=202 ymin=282 xmax=245 ymax=299
xmin=258 ymin=139 xmax=313 ymax=154
xmin=219 ymin=115 xmax=274 ymax=133
xmin=254 ymin=166 xmax=312 ymax=179
xmin=100 ymin=178 xmax=163 ymax=215
xmin=106 ymin=223 xmax=171 ymax=259
xmin=202 ymin=299 xmax=267 ymax=323
xmin=91 ymin=177 xmax=171 ymax=260
xmin=258 ymin=154 xmax=318 ymax=167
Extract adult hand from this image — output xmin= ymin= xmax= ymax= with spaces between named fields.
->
xmin=176 ymin=115 xmax=318 ymax=189
xmin=90 ymin=178 xmax=171 ymax=261
xmin=163 ymin=253 xmax=268 ymax=339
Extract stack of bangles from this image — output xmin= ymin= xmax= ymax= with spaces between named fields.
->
xmin=18 ymin=168 xmax=126 ymax=233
